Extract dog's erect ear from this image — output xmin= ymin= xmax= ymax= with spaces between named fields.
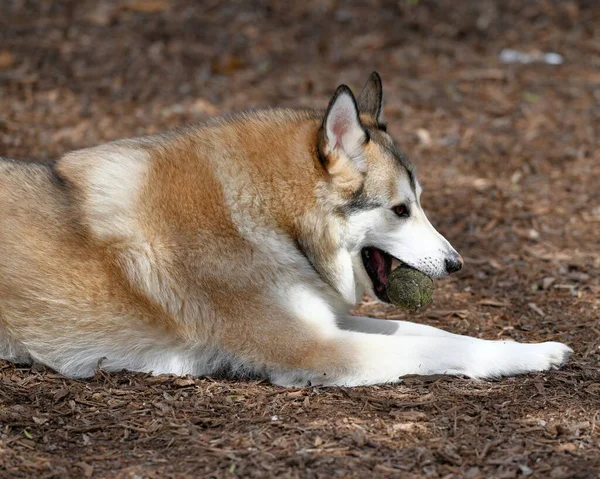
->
xmin=357 ymin=72 xmax=383 ymax=123
xmin=320 ymin=85 xmax=367 ymax=173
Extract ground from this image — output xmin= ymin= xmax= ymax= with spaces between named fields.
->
xmin=0 ymin=1 xmax=599 ymax=477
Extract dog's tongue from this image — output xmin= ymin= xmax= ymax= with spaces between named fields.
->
xmin=370 ymin=248 xmax=390 ymax=286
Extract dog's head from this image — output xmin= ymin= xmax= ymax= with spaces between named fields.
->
xmin=317 ymin=73 xmax=462 ymax=304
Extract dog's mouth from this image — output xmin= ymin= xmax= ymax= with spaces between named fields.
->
xmin=360 ymin=247 xmax=401 ymax=303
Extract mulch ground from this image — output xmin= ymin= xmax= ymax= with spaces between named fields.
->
xmin=1 ymin=1 xmax=599 ymax=477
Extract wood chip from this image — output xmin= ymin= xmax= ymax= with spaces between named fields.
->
xmin=478 ymin=299 xmax=511 ymax=307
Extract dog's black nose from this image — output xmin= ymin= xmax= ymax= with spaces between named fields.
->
xmin=444 ymin=253 xmax=463 ymax=274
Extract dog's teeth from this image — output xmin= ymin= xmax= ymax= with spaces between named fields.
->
xmin=391 ymin=258 xmax=402 ymax=270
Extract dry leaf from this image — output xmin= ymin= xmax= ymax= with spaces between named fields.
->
xmin=0 ymin=50 xmax=14 ymax=69
xmin=478 ymin=299 xmax=511 ymax=307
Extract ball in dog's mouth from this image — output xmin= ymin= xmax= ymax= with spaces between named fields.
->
xmin=386 ymin=265 xmax=434 ymax=312
xmin=361 ymin=246 xmax=434 ymax=310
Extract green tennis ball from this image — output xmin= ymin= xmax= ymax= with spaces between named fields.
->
xmin=386 ymin=265 xmax=434 ymax=312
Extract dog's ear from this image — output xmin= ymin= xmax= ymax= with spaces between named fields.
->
xmin=357 ymin=72 xmax=383 ymax=123
xmin=320 ymin=85 xmax=367 ymax=174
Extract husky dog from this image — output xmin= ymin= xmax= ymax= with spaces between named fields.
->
xmin=0 ymin=73 xmax=571 ymax=386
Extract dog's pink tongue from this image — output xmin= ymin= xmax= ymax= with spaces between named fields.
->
xmin=371 ymin=249 xmax=389 ymax=286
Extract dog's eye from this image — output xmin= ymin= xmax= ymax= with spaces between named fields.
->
xmin=392 ymin=204 xmax=410 ymax=218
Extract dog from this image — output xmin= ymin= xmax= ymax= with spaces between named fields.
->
xmin=0 ymin=73 xmax=572 ymax=386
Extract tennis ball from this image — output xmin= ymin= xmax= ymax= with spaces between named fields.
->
xmin=387 ymin=265 xmax=434 ymax=312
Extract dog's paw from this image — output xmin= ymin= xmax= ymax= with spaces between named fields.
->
xmin=531 ymin=341 xmax=573 ymax=370
xmin=501 ymin=341 xmax=573 ymax=376
xmin=469 ymin=340 xmax=573 ymax=379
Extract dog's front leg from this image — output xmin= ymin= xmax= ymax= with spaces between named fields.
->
xmin=223 ymin=310 xmax=572 ymax=387
xmin=300 ymin=333 xmax=571 ymax=387
xmin=330 ymin=316 xmax=573 ymax=385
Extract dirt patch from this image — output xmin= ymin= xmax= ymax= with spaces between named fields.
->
xmin=1 ymin=1 xmax=599 ymax=477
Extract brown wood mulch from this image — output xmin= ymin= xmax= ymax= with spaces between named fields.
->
xmin=1 ymin=1 xmax=599 ymax=477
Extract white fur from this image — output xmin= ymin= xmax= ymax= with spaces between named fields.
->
xmin=284 ymin=285 xmax=338 ymax=337
xmin=63 ymin=145 xmax=150 ymax=241
xmin=0 ymin=329 xmax=32 ymax=364
xmin=331 ymin=249 xmax=357 ymax=305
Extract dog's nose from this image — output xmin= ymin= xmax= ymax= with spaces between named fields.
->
xmin=444 ymin=253 xmax=463 ymax=274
